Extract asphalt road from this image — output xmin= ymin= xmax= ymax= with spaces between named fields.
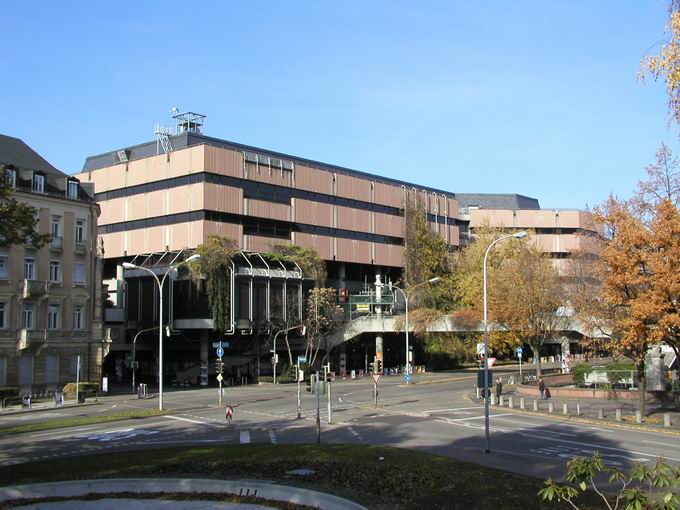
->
xmin=2 ymin=373 xmax=679 ymax=483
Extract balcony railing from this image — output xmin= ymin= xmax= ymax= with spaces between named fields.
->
xmin=50 ymin=236 xmax=63 ymax=250
xmin=22 ymin=279 xmax=49 ymax=299
xmin=17 ymin=328 xmax=47 ymax=350
xmin=74 ymin=241 xmax=86 ymax=253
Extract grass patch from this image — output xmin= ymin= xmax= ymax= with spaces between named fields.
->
xmin=0 ymin=444 xmax=604 ymax=509
xmin=0 ymin=408 xmax=169 ymax=435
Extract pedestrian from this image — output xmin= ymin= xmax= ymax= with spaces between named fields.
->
xmin=538 ymin=377 xmax=546 ymax=400
xmin=495 ymin=377 xmax=503 ymax=400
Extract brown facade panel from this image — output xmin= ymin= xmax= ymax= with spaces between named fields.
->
xmin=244 ymin=235 xmax=287 ymax=254
xmin=146 ymin=190 xmax=167 ymax=218
xmin=293 ymin=233 xmax=333 ymax=260
xmin=127 ymin=229 xmax=146 ymax=255
xmin=204 ymin=183 xmax=243 ymax=214
xmin=246 ymin=199 xmax=291 ymax=221
xmin=147 ymin=225 xmax=166 ymax=251
xmin=201 ymin=221 xmax=243 ymax=247
xmin=336 ymin=174 xmax=371 ymax=202
xmin=294 ymin=164 xmax=333 ymax=195
xmin=373 ymin=181 xmax=405 ymax=208
xmin=246 ymin=162 xmax=293 ymax=187
xmin=469 ymin=209 xmax=515 ymax=228
xmin=447 ymin=196 xmax=460 ymax=219
xmin=448 ymin=225 xmax=460 ymax=247
xmin=336 ymin=207 xmax=371 ymax=233
xmin=374 ymin=212 xmax=405 ymax=238
xmin=336 ymin=239 xmax=372 ymax=264
xmin=204 ymin=145 xmax=242 ymax=178
xmin=99 ymin=197 xmax=125 ymax=225
xmin=127 ymin=194 xmax=148 ymax=222
xmin=294 ymin=199 xmax=332 ymax=227
xmin=374 ymin=244 xmax=404 ymax=268
xmin=168 ymin=145 xmax=204 ymax=178
xmin=126 ymin=153 xmax=168 ymax=187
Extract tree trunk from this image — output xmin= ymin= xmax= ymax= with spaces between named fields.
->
xmin=637 ymin=362 xmax=646 ymax=417
xmin=531 ymin=344 xmax=542 ymax=378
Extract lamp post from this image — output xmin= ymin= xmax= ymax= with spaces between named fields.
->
xmin=389 ymin=277 xmax=439 ymax=382
xmin=273 ymin=324 xmax=306 ymax=384
xmin=131 ymin=326 xmax=158 ymax=395
xmin=482 ymin=231 xmax=526 ymax=453
xmin=122 ymin=253 xmax=200 ymax=410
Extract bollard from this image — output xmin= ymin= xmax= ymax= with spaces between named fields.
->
xmin=508 ymin=397 xmax=514 ymax=409
xmin=563 ymin=403 xmax=568 ymax=415
xmin=548 ymin=402 xmax=554 ymax=413
xmin=499 ymin=395 xmax=504 ymax=407
xmin=533 ymin=400 xmax=538 ymax=412
xmin=598 ymin=409 xmax=604 ymax=420
xmin=520 ymin=397 xmax=525 ymax=410
xmin=476 ymin=387 xmax=480 ymax=399
xmin=576 ymin=403 xmax=581 ymax=416
xmin=491 ymin=394 xmax=496 ymax=406
xmin=615 ymin=409 xmax=622 ymax=422
xmin=635 ymin=410 xmax=642 ymax=424
xmin=664 ymin=413 xmax=671 ymax=428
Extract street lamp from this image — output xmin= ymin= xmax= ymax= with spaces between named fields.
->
xmin=122 ymin=253 xmax=200 ymax=410
xmin=273 ymin=324 xmax=306 ymax=384
xmin=389 ymin=277 xmax=440 ymax=382
xmin=482 ymin=231 xmax=526 ymax=453
xmin=131 ymin=326 xmax=158 ymax=395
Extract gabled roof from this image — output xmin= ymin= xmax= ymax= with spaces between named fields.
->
xmin=0 ymin=134 xmax=65 ymax=177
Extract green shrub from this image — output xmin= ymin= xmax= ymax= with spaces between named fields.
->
xmin=0 ymin=387 xmax=19 ymax=400
xmin=62 ymin=382 xmax=99 ymax=394
xmin=604 ymin=361 xmax=636 ymax=386
xmin=572 ymin=363 xmax=593 ymax=386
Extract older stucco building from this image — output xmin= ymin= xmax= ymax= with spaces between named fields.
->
xmin=0 ymin=135 xmax=103 ymax=393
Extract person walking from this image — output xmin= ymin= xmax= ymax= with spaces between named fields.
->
xmin=538 ymin=377 xmax=546 ymax=400
xmin=495 ymin=377 xmax=503 ymax=400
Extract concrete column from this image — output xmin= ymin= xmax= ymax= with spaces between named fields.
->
xmin=200 ymin=332 xmax=209 ymax=386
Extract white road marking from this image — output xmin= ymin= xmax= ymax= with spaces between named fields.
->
xmin=269 ymin=430 xmax=277 ymax=444
xmin=423 ymin=406 xmax=484 ymax=413
xmin=164 ymin=415 xmax=221 ymax=427
xmin=446 ymin=413 xmax=514 ymax=422
xmin=240 ymin=430 xmax=251 ymax=444
xmin=641 ymin=439 xmax=680 ymax=449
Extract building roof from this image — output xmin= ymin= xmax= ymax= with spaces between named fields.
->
xmin=0 ymin=134 xmax=93 ymax=200
xmin=454 ymin=193 xmax=540 ymax=210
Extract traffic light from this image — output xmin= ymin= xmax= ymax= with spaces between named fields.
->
xmin=376 ymin=359 xmax=383 ymax=374
xmin=215 ymin=360 xmax=224 ymax=373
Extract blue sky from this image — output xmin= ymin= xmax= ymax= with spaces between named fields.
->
xmin=1 ymin=1 xmax=674 ymax=209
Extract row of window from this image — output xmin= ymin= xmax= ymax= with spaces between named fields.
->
xmin=0 ymin=302 xmax=85 ymax=330
xmin=99 ymin=209 xmax=405 ymax=246
xmin=93 ymin=171 xmax=461 ymax=225
xmin=51 ymin=216 xmax=87 ymax=245
xmin=0 ymin=354 xmax=81 ymax=387
xmin=4 ymin=167 xmax=80 ymax=200
xmin=0 ymin=255 xmax=86 ymax=284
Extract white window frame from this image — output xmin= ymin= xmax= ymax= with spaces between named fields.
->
xmin=5 ymin=168 xmax=16 ymax=189
xmin=0 ymin=255 xmax=8 ymax=279
xmin=68 ymin=181 xmax=79 ymax=199
xmin=33 ymin=173 xmax=45 ymax=193
xmin=24 ymin=257 xmax=35 ymax=280
xmin=48 ymin=304 xmax=61 ymax=330
xmin=0 ymin=302 xmax=6 ymax=329
xmin=74 ymin=261 xmax=85 ymax=285
xmin=21 ymin=303 xmax=35 ymax=329
xmin=49 ymin=260 xmax=61 ymax=283
xmin=75 ymin=219 xmax=85 ymax=244
xmin=51 ymin=215 xmax=61 ymax=237
xmin=73 ymin=304 xmax=84 ymax=330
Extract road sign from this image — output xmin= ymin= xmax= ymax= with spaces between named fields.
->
xmin=476 ymin=343 xmax=486 ymax=356
xmin=516 ymin=346 xmax=523 ymax=356
xmin=216 ymin=347 xmax=224 ymax=357
xmin=216 ymin=373 xmax=223 ymax=382
xmin=487 ymin=357 xmax=497 ymax=367
xmin=403 ymin=373 xmax=412 ymax=383
xmin=212 ymin=341 xmax=230 ymax=349
xmin=372 ymin=374 xmax=381 ymax=385
xmin=298 ymin=356 xmax=307 ymax=363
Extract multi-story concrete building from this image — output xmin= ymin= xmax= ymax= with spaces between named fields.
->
xmin=74 ymin=114 xmax=599 ymax=384
xmin=0 ymin=135 xmax=103 ymax=393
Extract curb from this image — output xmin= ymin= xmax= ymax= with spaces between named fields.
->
xmin=399 ymin=375 xmax=475 ymax=387
xmin=0 ymin=401 xmax=100 ymax=416
xmin=0 ymin=478 xmax=367 ymax=510
xmin=464 ymin=393 xmax=680 ymax=436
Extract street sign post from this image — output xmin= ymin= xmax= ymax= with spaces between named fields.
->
xmin=516 ymin=346 xmax=523 ymax=377
xmin=216 ymin=347 xmax=224 ymax=357
xmin=372 ymin=373 xmax=381 ymax=406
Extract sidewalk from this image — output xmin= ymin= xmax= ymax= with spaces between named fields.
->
xmin=0 ymin=478 xmax=367 ymax=510
xmin=473 ymin=386 xmax=680 ymax=432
